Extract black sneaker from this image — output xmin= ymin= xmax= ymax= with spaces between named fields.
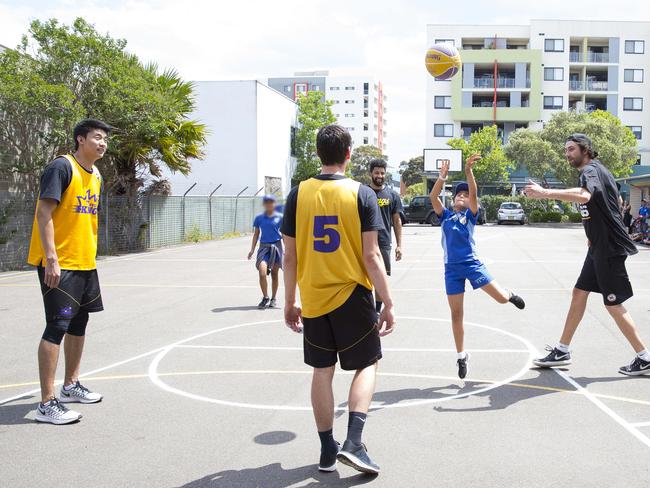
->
xmin=533 ymin=345 xmax=571 ymax=367
xmin=268 ymin=298 xmax=277 ymax=309
xmin=619 ymin=356 xmax=650 ymax=376
xmin=319 ymin=441 xmax=340 ymax=472
xmin=508 ymin=291 xmax=525 ymax=310
xmin=257 ymin=297 xmax=270 ymax=309
xmin=457 ymin=353 xmax=470 ymax=379
xmin=337 ymin=440 xmax=380 ymax=475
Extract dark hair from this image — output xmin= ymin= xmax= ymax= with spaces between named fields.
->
xmin=73 ymin=119 xmax=112 ymax=150
xmin=316 ymin=124 xmax=351 ymax=166
xmin=369 ymin=158 xmax=387 ymax=173
xmin=566 ymin=133 xmax=598 ymax=159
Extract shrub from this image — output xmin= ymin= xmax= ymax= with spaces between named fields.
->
xmin=568 ymin=212 xmax=582 ymax=223
xmin=561 ymin=214 xmax=569 ymax=223
xmin=184 ymin=224 xmax=211 ymax=243
xmin=529 ymin=209 xmax=544 ymax=223
xmin=479 ymin=194 xmax=563 ymax=222
xmin=544 ymin=212 xmax=563 ymax=223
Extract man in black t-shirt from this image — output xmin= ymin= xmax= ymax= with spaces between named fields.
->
xmin=367 ymin=159 xmax=403 ymax=314
xmin=525 ymin=134 xmax=649 ymax=375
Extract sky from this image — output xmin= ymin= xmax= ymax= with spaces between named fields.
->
xmin=1 ymin=0 xmax=649 ymax=168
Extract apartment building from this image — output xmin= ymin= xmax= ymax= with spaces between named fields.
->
xmin=268 ymin=71 xmax=387 ymax=152
xmin=425 ymin=20 xmax=650 ymax=187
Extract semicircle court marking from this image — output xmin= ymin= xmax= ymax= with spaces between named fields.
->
xmin=147 ymin=316 xmax=539 ymax=411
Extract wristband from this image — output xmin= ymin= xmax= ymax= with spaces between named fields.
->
xmin=438 ymin=175 xmax=447 ymax=181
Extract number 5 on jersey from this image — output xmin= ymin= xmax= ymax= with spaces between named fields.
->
xmin=313 ymin=216 xmax=340 ymax=253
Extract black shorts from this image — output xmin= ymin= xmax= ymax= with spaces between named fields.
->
xmin=302 ymin=285 xmax=382 ymax=371
xmin=38 ymin=267 xmax=104 ymax=323
xmin=380 ymin=247 xmax=391 ymax=276
xmin=575 ymin=253 xmax=633 ymax=306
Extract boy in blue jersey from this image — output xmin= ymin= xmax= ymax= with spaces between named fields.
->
xmin=430 ymin=154 xmax=525 ymax=379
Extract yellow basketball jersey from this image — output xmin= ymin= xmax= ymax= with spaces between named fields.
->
xmin=28 ymin=154 xmax=102 ymax=270
xmin=295 ymin=177 xmax=373 ymax=318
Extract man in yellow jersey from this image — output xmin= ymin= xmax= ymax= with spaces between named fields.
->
xmin=282 ymin=124 xmax=395 ymax=475
xmin=28 ymin=119 xmax=111 ymax=425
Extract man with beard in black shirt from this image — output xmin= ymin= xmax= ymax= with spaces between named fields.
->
xmin=367 ymin=159 xmax=403 ymax=315
xmin=525 ymin=134 xmax=649 ymax=375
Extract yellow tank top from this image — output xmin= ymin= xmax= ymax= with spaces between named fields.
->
xmin=28 ymin=154 xmax=102 ymax=270
xmin=296 ymin=177 xmax=373 ymax=318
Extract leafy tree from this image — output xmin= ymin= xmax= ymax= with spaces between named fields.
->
xmin=447 ymin=124 xmax=514 ymax=192
xmin=403 ymin=182 xmax=426 ymax=203
xmin=292 ymin=91 xmax=336 ymax=183
xmin=0 ymin=18 xmax=207 ymax=196
xmin=399 ymin=155 xmax=424 ymax=187
xmin=349 ymin=145 xmax=390 ymax=185
xmin=505 ymin=110 xmax=637 ymax=187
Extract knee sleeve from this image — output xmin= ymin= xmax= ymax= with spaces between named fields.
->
xmin=67 ymin=310 xmax=89 ymax=337
xmin=42 ymin=320 xmax=70 ymax=345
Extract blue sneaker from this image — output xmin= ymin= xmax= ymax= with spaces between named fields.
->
xmin=318 ymin=441 xmax=340 ymax=472
xmin=337 ymin=440 xmax=380 ymax=475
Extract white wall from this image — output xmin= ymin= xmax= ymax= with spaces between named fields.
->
xmin=164 ymin=80 xmax=297 ymax=196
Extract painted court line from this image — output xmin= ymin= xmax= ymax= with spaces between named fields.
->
xmin=630 ymin=421 xmax=650 ymax=428
xmin=174 ymin=345 xmax=530 ymax=353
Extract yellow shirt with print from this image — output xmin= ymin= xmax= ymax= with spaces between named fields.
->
xmin=296 ymin=177 xmax=373 ymax=318
xmin=28 ymin=154 xmax=102 ymax=270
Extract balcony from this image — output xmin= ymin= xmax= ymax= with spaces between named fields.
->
xmin=472 ymin=77 xmax=530 ymax=89
xmin=569 ymin=80 xmax=609 ymax=91
xmin=569 ymin=52 xmax=610 ymax=63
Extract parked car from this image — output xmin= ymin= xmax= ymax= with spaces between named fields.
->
xmin=403 ymin=196 xmax=485 ymax=226
xmin=497 ymin=202 xmax=526 ymax=225
xmin=403 ymin=196 xmax=440 ymax=225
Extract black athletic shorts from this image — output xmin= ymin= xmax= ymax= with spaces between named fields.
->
xmin=380 ymin=247 xmax=391 ymax=276
xmin=302 ymin=285 xmax=382 ymax=371
xmin=575 ymin=253 xmax=633 ymax=306
xmin=38 ymin=266 xmax=104 ymax=322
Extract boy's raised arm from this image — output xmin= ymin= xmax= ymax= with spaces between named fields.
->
xmin=429 ymin=159 xmax=450 ymax=216
xmin=465 ymin=153 xmax=481 ymax=216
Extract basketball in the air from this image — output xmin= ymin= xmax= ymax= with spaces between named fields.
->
xmin=424 ymin=43 xmax=461 ymax=80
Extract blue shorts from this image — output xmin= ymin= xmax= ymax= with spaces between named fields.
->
xmin=444 ymin=260 xmax=493 ymax=296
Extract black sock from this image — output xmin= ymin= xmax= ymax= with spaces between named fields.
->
xmin=375 ymin=301 xmax=382 ymax=313
xmin=347 ymin=412 xmax=367 ymax=446
xmin=318 ymin=429 xmax=337 ymax=453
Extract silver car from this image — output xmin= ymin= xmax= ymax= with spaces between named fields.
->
xmin=497 ymin=202 xmax=526 ymax=225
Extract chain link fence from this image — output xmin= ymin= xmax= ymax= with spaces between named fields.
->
xmin=0 ymin=191 xmax=263 ymax=271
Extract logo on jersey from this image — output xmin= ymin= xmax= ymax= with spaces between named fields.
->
xmin=607 ymin=294 xmax=617 ymax=303
xmin=579 ymin=203 xmax=590 ymax=220
xmin=74 ymin=189 xmax=99 ymax=215
xmin=377 ymin=198 xmax=390 ymax=207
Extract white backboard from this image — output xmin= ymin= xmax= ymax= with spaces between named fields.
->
xmin=423 ymin=149 xmax=463 ymax=173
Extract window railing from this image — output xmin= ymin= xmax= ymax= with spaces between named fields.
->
xmin=471 ymin=77 xmax=529 ymax=88
xmin=569 ymin=52 xmax=609 ymax=63
xmin=569 ymin=80 xmax=609 ymax=91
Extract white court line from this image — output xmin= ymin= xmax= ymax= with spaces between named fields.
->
xmin=174 ymin=345 xmax=530 ymax=353
xmin=0 ymin=320 xmax=279 ymax=406
xmin=630 ymin=421 xmax=650 ymax=428
xmin=550 ymin=367 xmax=650 ymax=448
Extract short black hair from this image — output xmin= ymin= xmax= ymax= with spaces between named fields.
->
xmin=73 ymin=119 xmax=112 ymax=150
xmin=316 ymin=124 xmax=351 ymax=166
xmin=369 ymin=158 xmax=387 ymax=173
xmin=566 ymin=133 xmax=598 ymax=159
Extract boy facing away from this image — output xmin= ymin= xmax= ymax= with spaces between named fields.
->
xmin=429 ymin=154 xmax=525 ymax=379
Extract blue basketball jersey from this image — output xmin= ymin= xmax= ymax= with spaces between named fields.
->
xmin=440 ymin=208 xmax=479 ymax=264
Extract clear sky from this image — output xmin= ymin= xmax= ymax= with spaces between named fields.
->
xmin=1 ymin=0 xmax=649 ymax=168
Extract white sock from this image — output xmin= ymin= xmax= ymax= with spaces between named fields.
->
xmin=556 ymin=343 xmax=570 ymax=353
xmin=637 ymin=350 xmax=650 ymax=361
xmin=457 ymin=351 xmax=467 ymax=360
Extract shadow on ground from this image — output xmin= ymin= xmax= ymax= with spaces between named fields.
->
xmin=175 ymin=463 xmax=376 ymax=488
xmin=254 ymin=430 xmax=297 ymax=445
xmin=211 ymin=306 xmax=264 ymax=314
xmin=0 ymin=399 xmax=38 ymax=425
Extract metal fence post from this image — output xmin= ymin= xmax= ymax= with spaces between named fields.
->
xmin=104 ymin=193 xmax=109 ymax=254
xmin=208 ymin=184 xmax=222 ymax=239
xmin=233 ymin=186 xmax=248 ymax=233
xmin=181 ymin=183 xmax=197 ymax=240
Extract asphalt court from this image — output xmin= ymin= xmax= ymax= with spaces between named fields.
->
xmin=1 ymin=224 xmax=650 ymax=487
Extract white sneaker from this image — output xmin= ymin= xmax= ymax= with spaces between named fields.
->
xmin=60 ymin=381 xmax=103 ymax=404
xmin=35 ymin=398 xmax=82 ymax=425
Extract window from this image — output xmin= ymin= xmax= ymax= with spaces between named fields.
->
xmin=363 ymin=123 xmax=368 ymax=131
xmin=434 ymin=38 xmax=455 ymax=46
xmin=544 ymin=39 xmax=564 ymax=52
xmin=332 ymin=100 xmax=340 ymax=104
xmin=344 ymin=113 xmax=355 ymax=117
xmin=434 ymin=124 xmax=453 ymax=137
xmin=363 ymin=82 xmax=369 ymax=94
xmin=624 ymin=69 xmax=644 ymax=83
xmin=295 ymin=83 xmax=307 ymax=93
xmin=627 ymin=126 xmax=642 ymax=139
xmin=363 ymin=110 xmax=368 ymax=117
xmin=543 ymin=96 xmax=563 ymax=109
xmin=544 ymin=67 xmax=564 ymax=81
xmin=312 ymin=85 xmax=320 ymax=91
xmin=363 ymin=137 xmax=369 ymax=144
xmin=345 ymin=86 xmax=355 ymax=90
xmin=345 ymin=100 xmax=355 ymax=104
xmin=624 ymin=97 xmax=643 ymax=111
xmin=434 ymin=96 xmax=452 ymax=109
xmin=346 ymin=127 xmax=355 ymax=131
xmin=625 ymin=40 xmax=645 ymax=54
xmin=283 ymin=85 xmax=291 ymax=93
xmin=329 ymin=86 xmax=340 ymax=91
